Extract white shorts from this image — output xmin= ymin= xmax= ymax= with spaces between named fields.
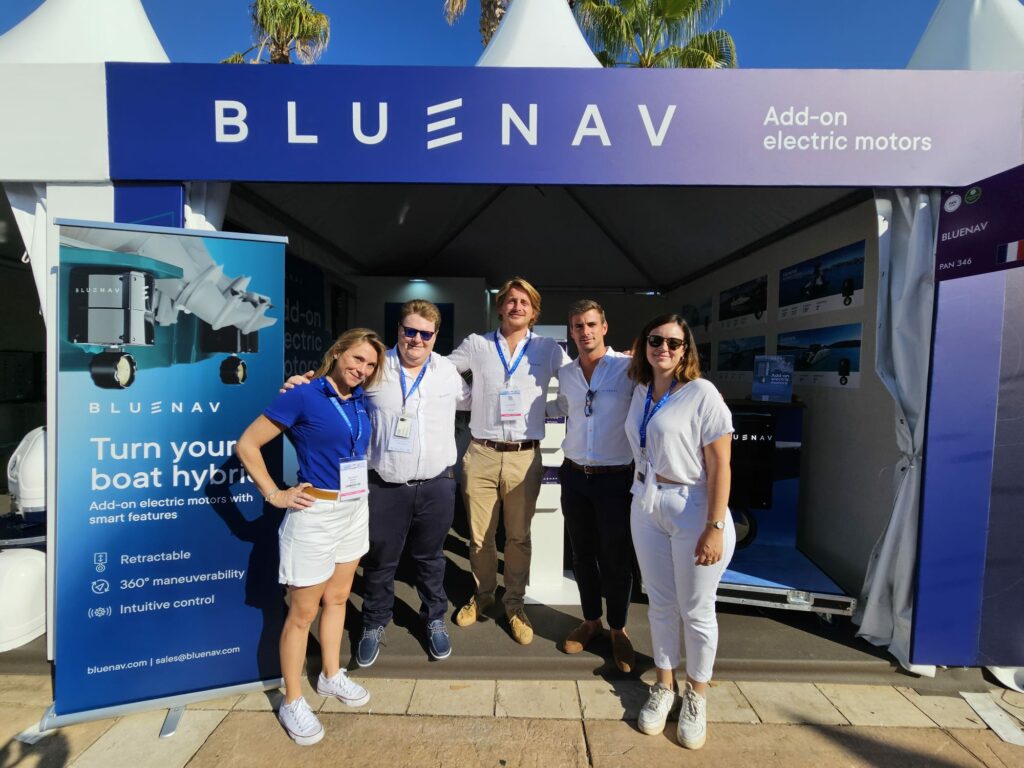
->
xmin=278 ymin=496 xmax=370 ymax=587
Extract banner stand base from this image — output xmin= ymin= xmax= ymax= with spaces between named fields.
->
xmin=160 ymin=706 xmax=185 ymax=739
xmin=40 ymin=676 xmax=283 ymax=733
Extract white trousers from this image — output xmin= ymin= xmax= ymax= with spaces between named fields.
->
xmin=631 ymin=483 xmax=735 ymax=681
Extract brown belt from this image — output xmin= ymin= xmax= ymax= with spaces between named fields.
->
xmin=472 ymin=438 xmax=540 ymax=452
xmin=305 ymin=486 xmax=340 ymax=501
xmin=563 ymin=459 xmax=633 ymax=476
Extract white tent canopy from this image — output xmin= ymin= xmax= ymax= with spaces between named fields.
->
xmin=476 ymin=0 xmax=600 ymax=67
xmin=0 ymin=0 xmax=167 ymax=63
xmin=908 ymin=0 xmax=1024 ymax=71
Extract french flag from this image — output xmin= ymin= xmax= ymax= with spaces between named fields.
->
xmin=997 ymin=240 xmax=1021 ymax=264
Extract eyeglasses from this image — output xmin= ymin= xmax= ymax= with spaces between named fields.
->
xmin=584 ymin=389 xmax=594 ymax=417
xmin=400 ymin=325 xmax=435 ymax=341
xmin=647 ymin=335 xmax=685 ymax=351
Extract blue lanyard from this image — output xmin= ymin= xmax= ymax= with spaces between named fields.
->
xmin=639 ymin=382 xmax=676 ymax=450
xmin=494 ymin=330 xmax=531 ymax=380
xmin=399 ymin=362 xmax=428 ymax=411
xmin=320 ymin=378 xmax=366 ymax=458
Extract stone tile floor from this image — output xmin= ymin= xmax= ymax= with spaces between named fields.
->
xmin=1 ymin=674 xmax=1021 ymax=767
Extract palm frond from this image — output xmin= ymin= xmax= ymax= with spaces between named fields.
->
xmin=444 ymin=0 xmax=468 ymax=25
xmin=677 ymin=29 xmax=736 ymax=68
xmin=221 ymin=51 xmax=247 ymax=64
xmin=575 ymin=0 xmax=633 ymax=63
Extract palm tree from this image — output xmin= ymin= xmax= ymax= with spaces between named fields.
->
xmin=444 ymin=0 xmax=510 ymax=48
xmin=223 ymin=0 xmax=330 ymax=64
xmin=574 ymin=0 xmax=737 ymax=68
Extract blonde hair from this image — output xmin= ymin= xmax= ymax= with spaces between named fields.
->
xmin=628 ymin=313 xmax=701 ymax=385
xmin=399 ymin=299 xmax=441 ymax=331
xmin=495 ymin=276 xmax=542 ymax=328
xmin=315 ymin=328 xmax=386 ymax=389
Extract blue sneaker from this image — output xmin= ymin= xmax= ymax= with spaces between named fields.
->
xmin=426 ymin=619 xmax=452 ymax=660
xmin=357 ymin=625 xmax=385 ymax=667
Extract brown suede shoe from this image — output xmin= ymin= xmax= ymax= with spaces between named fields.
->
xmin=506 ymin=608 xmax=534 ymax=645
xmin=611 ymin=631 xmax=636 ymax=673
xmin=454 ymin=593 xmax=494 ymax=627
xmin=563 ymin=621 xmax=602 ymax=654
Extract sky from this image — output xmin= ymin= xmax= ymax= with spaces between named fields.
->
xmin=0 ymin=0 xmax=947 ymax=69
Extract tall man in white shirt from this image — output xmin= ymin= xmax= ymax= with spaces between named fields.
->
xmin=551 ymin=300 xmax=637 ymax=672
xmin=357 ymin=300 xmax=472 ymax=666
xmin=449 ymin=277 xmax=571 ymax=644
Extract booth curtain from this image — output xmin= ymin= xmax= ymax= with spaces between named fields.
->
xmin=3 ymin=182 xmax=49 ymax=310
xmin=184 ymin=182 xmax=230 ymax=231
xmin=855 ymin=188 xmax=940 ymax=677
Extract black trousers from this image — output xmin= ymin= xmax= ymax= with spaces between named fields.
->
xmin=558 ymin=462 xmax=635 ymax=630
xmin=363 ymin=470 xmax=456 ymax=628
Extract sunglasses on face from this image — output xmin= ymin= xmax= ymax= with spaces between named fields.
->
xmin=400 ymin=325 xmax=435 ymax=341
xmin=647 ymin=334 xmax=686 ymax=351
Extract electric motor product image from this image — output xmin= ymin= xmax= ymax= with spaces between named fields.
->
xmin=67 ymin=267 xmax=154 ymax=390
xmin=841 ymin=277 xmax=855 ymax=305
xmin=60 ymin=227 xmax=278 ymax=390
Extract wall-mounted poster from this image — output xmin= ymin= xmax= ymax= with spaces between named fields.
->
xmin=778 ymin=323 xmax=862 ymax=387
xmin=778 ymin=241 xmax=865 ymax=319
xmin=716 ymin=336 xmax=766 ymax=383
xmin=682 ymin=298 xmax=713 ymax=335
xmin=719 ymin=276 xmax=768 ymax=330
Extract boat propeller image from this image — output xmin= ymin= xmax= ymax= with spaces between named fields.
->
xmin=61 ymin=226 xmax=277 ymax=389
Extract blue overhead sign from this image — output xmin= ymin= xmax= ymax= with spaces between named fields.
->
xmin=105 ymin=64 xmax=1023 ymax=187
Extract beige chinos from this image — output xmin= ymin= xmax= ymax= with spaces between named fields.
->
xmin=461 ymin=441 xmax=544 ymax=610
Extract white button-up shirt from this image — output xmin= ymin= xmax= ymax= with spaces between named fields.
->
xmin=366 ymin=348 xmax=471 ymax=483
xmin=449 ymin=331 xmax=570 ymax=441
xmin=552 ymin=349 xmax=634 ymax=466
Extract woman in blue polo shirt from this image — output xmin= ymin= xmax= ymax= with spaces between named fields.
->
xmin=236 ymin=327 xmax=386 ymax=747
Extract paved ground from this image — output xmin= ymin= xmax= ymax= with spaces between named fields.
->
xmin=1 ymin=672 xmax=1022 ymax=767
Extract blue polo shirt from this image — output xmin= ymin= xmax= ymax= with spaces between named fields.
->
xmin=263 ymin=378 xmax=371 ymax=490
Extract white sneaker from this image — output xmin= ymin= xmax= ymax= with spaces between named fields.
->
xmin=677 ymin=682 xmax=707 ymax=749
xmin=316 ymin=668 xmax=370 ymax=707
xmin=637 ymin=683 xmax=676 ymax=735
xmin=278 ymin=696 xmax=324 ymax=746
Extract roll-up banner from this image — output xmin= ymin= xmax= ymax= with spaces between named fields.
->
xmin=45 ymin=220 xmax=287 ymax=726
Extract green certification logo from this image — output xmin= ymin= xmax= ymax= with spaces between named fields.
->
xmin=964 ymin=186 xmax=982 ymax=204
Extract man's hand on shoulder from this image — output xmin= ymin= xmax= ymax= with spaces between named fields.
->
xmin=279 ymin=370 xmax=316 ymax=394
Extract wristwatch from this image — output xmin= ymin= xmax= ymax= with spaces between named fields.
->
xmin=707 ymin=520 xmax=725 ymax=530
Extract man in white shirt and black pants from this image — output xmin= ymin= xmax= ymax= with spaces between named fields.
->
xmin=449 ymin=277 xmax=571 ymax=644
xmin=356 ymin=300 xmax=471 ymax=666
xmin=551 ymin=300 xmax=637 ymax=672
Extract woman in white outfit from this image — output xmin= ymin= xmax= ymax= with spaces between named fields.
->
xmin=625 ymin=313 xmax=735 ymax=750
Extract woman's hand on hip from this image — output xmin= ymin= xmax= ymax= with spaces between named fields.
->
xmin=694 ymin=527 xmax=724 ymax=566
xmin=267 ymin=483 xmax=316 ymax=510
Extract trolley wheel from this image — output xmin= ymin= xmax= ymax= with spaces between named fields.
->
xmin=89 ymin=351 xmax=137 ymax=389
xmin=731 ymin=508 xmax=758 ymax=550
xmin=220 ymin=356 xmax=248 ymax=385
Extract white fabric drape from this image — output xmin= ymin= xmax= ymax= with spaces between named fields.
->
xmin=855 ymin=189 xmax=940 ymax=677
xmin=3 ymin=182 xmax=48 ymax=310
xmin=184 ymin=182 xmax=230 ymax=231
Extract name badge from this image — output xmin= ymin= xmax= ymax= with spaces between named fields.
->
xmin=338 ymin=458 xmax=369 ymax=498
xmin=387 ymin=414 xmax=416 ymax=454
xmin=499 ymin=388 xmax=523 ymax=422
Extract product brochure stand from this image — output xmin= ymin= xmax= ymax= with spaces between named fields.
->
xmin=719 ymin=401 xmax=855 ymax=616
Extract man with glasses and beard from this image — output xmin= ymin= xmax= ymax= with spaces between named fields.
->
xmin=355 ymin=300 xmax=471 ymax=666
xmin=548 ymin=300 xmax=637 ymax=672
